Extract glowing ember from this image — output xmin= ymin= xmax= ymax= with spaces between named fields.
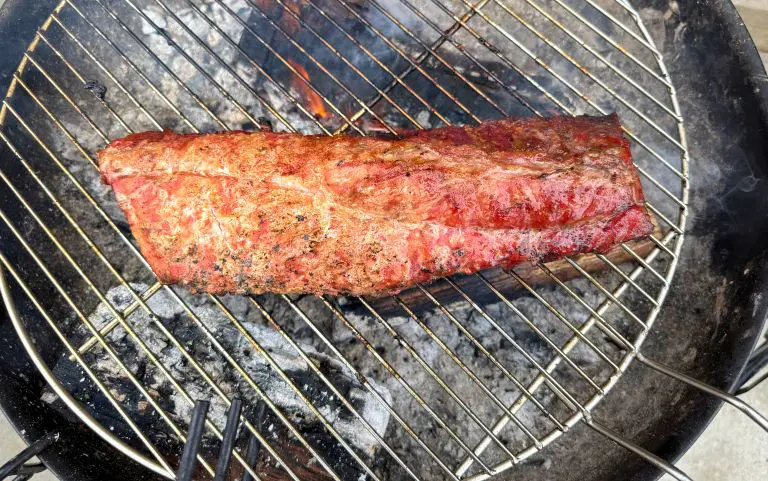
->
xmin=287 ymin=59 xmax=328 ymax=119
xmin=283 ymin=0 xmax=302 ymax=35
xmin=253 ymin=0 xmax=302 ymax=35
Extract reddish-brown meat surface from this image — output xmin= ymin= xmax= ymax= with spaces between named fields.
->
xmin=98 ymin=114 xmax=653 ymax=296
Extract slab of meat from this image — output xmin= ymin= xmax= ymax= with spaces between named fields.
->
xmin=98 ymin=114 xmax=653 ymax=296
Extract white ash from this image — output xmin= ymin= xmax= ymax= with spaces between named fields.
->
xmin=41 ymin=391 xmax=60 ymax=405
xmin=317 ymin=275 xmax=635 ymax=480
xmin=69 ymin=266 xmax=639 ymax=481
xmin=415 ymin=110 xmax=432 ymax=129
xmin=121 ymin=0 xmax=328 ymax=134
xmin=81 ymin=283 xmax=392 ymax=458
xmin=138 ymin=1 xmax=252 ymax=76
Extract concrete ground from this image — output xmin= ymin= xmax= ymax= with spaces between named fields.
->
xmin=0 ymin=1 xmax=766 ymax=480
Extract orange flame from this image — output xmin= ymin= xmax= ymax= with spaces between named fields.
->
xmin=283 ymin=0 xmax=302 ymax=35
xmin=288 ymin=59 xmax=328 ymax=119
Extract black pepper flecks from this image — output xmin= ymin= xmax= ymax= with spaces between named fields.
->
xmin=272 ymin=244 xmax=280 ymax=252
xmin=84 ymin=80 xmax=107 ymax=101
xmin=296 ymin=215 xmax=305 ymax=222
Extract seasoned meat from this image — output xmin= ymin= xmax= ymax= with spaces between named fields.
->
xmin=97 ymin=114 xmax=654 ymax=296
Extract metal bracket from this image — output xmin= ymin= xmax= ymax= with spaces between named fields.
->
xmin=637 ymin=354 xmax=768 ymax=432
xmin=544 ymin=350 xmax=768 ymax=481
xmin=0 ymin=432 xmax=58 ymax=480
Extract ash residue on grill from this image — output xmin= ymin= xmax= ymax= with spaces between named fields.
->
xmin=38 ymin=268 xmax=645 ymax=480
xmin=43 ymin=283 xmax=392 ymax=479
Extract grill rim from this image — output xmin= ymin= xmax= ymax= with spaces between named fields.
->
xmin=1 ymin=0 xmax=768 ymax=480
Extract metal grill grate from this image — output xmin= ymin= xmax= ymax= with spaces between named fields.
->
xmin=0 ymin=0 xmax=690 ymax=480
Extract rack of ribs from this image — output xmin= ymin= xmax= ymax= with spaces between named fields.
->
xmin=97 ymin=114 xmax=654 ymax=296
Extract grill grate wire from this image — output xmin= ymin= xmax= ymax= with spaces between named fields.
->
xmin=0 ymin=0 xmax=694 ymax=480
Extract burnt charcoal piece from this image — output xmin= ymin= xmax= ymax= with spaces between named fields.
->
xmin=256 ymin=117 xmax=273 ymax=131
xmin=83 ymin=80 xmax=107 ymax=101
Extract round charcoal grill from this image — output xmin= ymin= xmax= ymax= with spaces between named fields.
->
xmin=0 ymin=1 xmax=766 ymax=481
